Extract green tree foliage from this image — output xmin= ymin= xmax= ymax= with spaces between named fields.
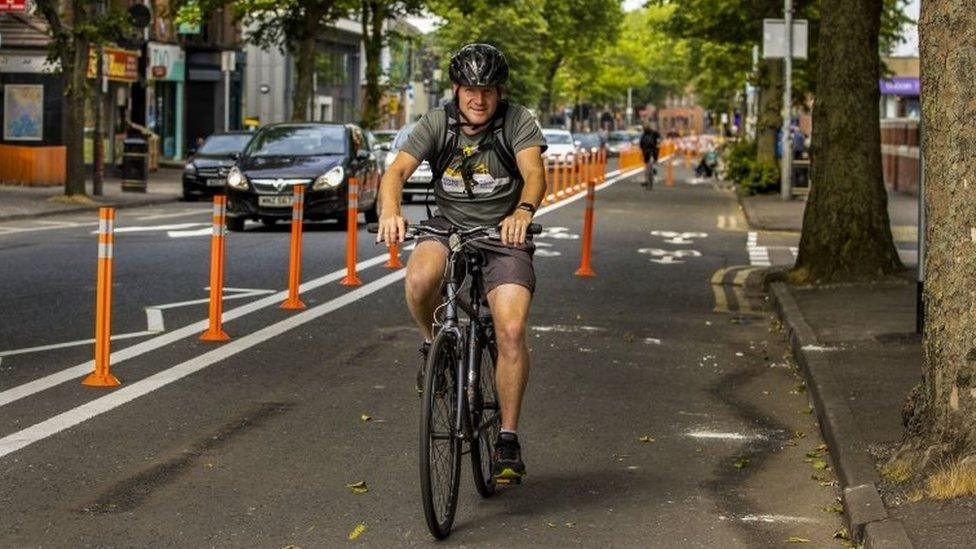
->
xmin=428 ymin=0 xmax=548 ymax=107
xmin=360 ymin=1 xmax=426 ymax=129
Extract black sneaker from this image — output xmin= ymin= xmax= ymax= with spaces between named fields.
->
xmin=417 ymin=341 xmax=431 ymax=395
xmin=492 ymin=432 xmax=526 ymax=483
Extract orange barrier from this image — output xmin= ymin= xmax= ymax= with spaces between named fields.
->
xmin=341 ymin=177 xmax=363 ymax=286
xmin=683 ymin=147 xmax=691 ymax=169
xmin=667 ymin=155 xmax=675 ymax=187
xmin=386 ymin=242 xmax=403 ymax=269
xmin=562 ymin=157 xmax=570 ymax=195
xmin=201 ymin=196 xmax=230 ymax=341
xmin=574 ymin=176 xmax=597 ymax=277
xmin=281 ymin=186 xmax=307 ymax=310
xmin=0 ymin=144 xmax=66 ymax=186
xmin=83 ymin=208 xmax=121 ymax=387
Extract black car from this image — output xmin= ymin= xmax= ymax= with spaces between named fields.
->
xmin=182 ymin=131 xmax=253 ymax=200
xmin=225 ymin=123 xmax=381 ymax=231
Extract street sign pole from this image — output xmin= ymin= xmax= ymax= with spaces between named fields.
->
xmin=780 ymin=0 xmax=793 ymax=201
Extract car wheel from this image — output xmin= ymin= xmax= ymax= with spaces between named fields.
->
xmin=227 ymin=216 xmax=246 ymax=232
xmin=182 ymin=188 xmax=196 ymax=202
xmin=261 ymin=218 xmax=277 ymax=228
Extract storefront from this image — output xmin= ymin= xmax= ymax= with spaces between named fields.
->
xmin=880 ymin=77 xmax=920 ymax=119
xmin=185 ymin=48 xmax=244 ymax=151
xmin=145 ymin=42 xmax=186 ymax=161
xmin=86 ymin=46 xmax=140 ymax=166
xmin=0 ymin=51 xmax=64 ymax=185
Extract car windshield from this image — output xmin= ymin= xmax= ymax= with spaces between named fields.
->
xmin=197 ymin=134 xmax=252 ymax=155
xmin=247 ymin=126 xmax=346 ymax=157
xmin=575 ymin=134 xmax=600 ymax=147
xmin=543 ymin=131 xmax=573 ymax=145
xmin=392 ymin=124 xmax=416 ymax=150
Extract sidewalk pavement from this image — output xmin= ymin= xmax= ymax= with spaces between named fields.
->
xmin=740 ymin=189 xmax=919 ymax=236
xmin=0 ymin=169 xmax=184 ymax=223
xmin=742 ymin=191 xmax=976 ymax=547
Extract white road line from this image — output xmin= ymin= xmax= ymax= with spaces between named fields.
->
xmin=733 ymin=267 xmax=758 ymax=286
xmin=0 ymin=222 xmax=99 ymax=236
xmin=0 ymin=269 xmax=409 ymax=459
xmin=0 ymin=332 xmax=159 ymax=358
xmin=167 ymin=228 xmax=213 ymax=238
xmin=92 ymin=223 xmax=208 ymax=234
xmin=136 ymin=209 xmax=209 ymax=221
xmin=686 ymin=431 xmax=765 ymax=441
xmin=0 ymin=254 xmax=391 ymax=407
xmin=739 ymin=514 xmax=818 ymax=524
xmin=0 ymin=169 xmax=637 ymax=458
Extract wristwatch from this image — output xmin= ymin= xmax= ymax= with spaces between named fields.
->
xmin=517 ymin=202 xmax=536 ymax=215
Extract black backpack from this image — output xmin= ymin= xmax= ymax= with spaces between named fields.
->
xmin=426 ymin=99 xmax=520 ymax=212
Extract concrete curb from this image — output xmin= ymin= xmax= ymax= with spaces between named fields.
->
xmin=0 ymin=195 xmax=182 ymax=223
xmin=735 ymin=192 xmax=801 ymax=232
xmin=769 ymin=282 xmax=913 ymax=548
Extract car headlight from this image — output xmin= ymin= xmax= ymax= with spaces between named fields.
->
xmin=184 ymin=163 xmax=197 ymax=175
xmin=226 ymin=166 xmax=247 ymax=190
xmin=312 ymin=165 xmax=345 ymax=190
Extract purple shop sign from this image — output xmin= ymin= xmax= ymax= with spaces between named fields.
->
xmin=880 ymin=77 xmax=920 ymax=96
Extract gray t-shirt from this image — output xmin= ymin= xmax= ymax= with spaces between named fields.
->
xmin=400 ymin=103 xmax=546 ymax=228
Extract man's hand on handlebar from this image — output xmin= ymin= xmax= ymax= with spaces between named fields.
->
xmin=499 ymin=208 xmax=534 ymax=246
xmin=376 ymin=210 xmax=407 ymax=246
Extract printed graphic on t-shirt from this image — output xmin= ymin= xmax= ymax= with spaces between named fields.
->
xmin=440 ymin=162 xmax=510 ymax=195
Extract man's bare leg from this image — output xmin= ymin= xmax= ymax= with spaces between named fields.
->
xmin=487 ymin=284 xmax=532 ymax=431
xmin=405 ymin=241 xmax=448 ymax=340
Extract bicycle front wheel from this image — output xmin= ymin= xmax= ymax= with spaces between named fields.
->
xmin=470 ymin=334 xmax=500 ymax=498
xmin=419 ymin=330 xmax=462 ymax=539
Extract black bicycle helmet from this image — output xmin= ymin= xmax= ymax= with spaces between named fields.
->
xmin=448 ymin=44 xmax=509 ymax=87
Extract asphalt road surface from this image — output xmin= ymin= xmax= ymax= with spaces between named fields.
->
xmin=0 ymin=163 xmax=845 ymax=547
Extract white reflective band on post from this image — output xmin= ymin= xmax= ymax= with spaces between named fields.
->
xmin=98 ymin=243 xmax=113 ymax=259
xmin=98 ymin=219 xmax=113 ymax=234
xmin=292 ymin=210 xmax=303 ymax=221
xmin=294 ymin=195 xmax=304 ymax=204
xmin=212 ymin=203 xmax=224 ymax=216
xmin=212 ymin=224 xmax=226 ymax=237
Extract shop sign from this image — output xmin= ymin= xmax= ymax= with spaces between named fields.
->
xmin=880 ymin=77 xmax=919 ymax=97
xmin=0 ymin=53 xmax=59 ymax=74
xmin=88 ymin=46 xmax=140 ymax=82
xmin=147 ymin=42 xmax=186 ymax=82
xmin=0 ymin=0 xmax=27 ymax=13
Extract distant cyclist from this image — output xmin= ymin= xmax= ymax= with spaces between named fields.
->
xmin=376 ymin=44 xmax=547 ymax=483
xmin=640 ymin=123 xmax=661 ymax=188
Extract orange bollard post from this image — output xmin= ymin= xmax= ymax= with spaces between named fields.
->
xmin=84 ymin=207 xmax=121 ymax=387
xmin=667 ymin=154 xmax=675 ymax=187
xmin=201 ymin=195 xmax=230 ymax=341
xmin=683 ymin=145 xmax=691 ymax=168
xmin=561 ymin=157 xmax=569 ymax=197
xmin=281 ymin=185 xmax=307 ymax=310
xmin=574 ymin=177 xmax=597 ymax=277
xmin=385 ymin=242 xmax=403 ymax=269
xmin=600 ymin=148 xmax=606 ymax=182
xmin=340 ymin=177 xmax=363 ymax=286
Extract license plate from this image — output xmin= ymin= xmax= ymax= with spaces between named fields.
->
xmin=206 ymin=178 xmax=225 ymax=187
xmin=259 ymin=196 xmax=294 ymax=207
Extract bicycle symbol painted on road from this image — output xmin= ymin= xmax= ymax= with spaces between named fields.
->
xmin=637 ymin=248 xmax=703 ymax=264
xmin=650 ymin=230 xmax=708 ymax=245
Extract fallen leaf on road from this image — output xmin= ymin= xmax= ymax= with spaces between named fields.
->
xmin=823 ymin=504 xmax=844 ymax=514
xmin=833 ymin=528 xmax=850 ymax=540
xmin=786 ymin=537 xmax=810 ymax=543
xmin=637 ymin=436 xmax=655 ymax=443
xmin=346 ymin=481 xmax=369 ymax=494
xmin=348 ymin=523 xmax=366 ymax=540
xmin=812 ymin=459 xmax=830 ymax=470
xmin=547 ymin=522 xmax=557 ymax=528
xmin=793 ymin=430 xmax=806 ymax=439
xmin=734 ymin=458 xmax=750 ymax=469
xmin=564 ymin=522 xmax=576 ymax=528
xmin=361 ymin=413 xmax=372 ymax=422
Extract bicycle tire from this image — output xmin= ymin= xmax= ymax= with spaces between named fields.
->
xmin=419 ymin=329 xmax=463 ymax=539
xmin=470 ymin=330 xmax=500 ymax=498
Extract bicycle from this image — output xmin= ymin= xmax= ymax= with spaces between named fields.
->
xmin=370 ymin=221 xmax=541 ymax=539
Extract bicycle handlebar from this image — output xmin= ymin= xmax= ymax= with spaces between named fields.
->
xmin=367 ymin=222 xmax=542 ymax=242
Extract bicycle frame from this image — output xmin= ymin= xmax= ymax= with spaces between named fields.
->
xmin=438 ymin=244 xmax=496 ymax=445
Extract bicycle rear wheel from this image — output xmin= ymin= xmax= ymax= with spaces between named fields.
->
xmin=419 ymin=329 xmax=462 ymax=539
xmin=470 ymin=332 xmax=500 ymax=497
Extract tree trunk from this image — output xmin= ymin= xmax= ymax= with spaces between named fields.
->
xmin=291 ymin=9 xmax=321 ymax=122
xmin=790 ymin=0 xmax=902 ymax=283
xmin=62 ymin=6 xmax=90 ymax=197
xmin=538 ymin=54 xmax=563 ymax=125
xmin=893 ymin=0 xmax=976 ymax=473
xmin=756 ymin=58 xmax=782 ymax=165
xmin=360 ymin=0 xmax=385 ymax=130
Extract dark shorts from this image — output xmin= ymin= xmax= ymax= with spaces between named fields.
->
xmin=417 ymin=217 xmax=536 ymax=297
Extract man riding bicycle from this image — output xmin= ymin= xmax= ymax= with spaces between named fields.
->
xmin=376 ymin=44 xmax=547 ymax=483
